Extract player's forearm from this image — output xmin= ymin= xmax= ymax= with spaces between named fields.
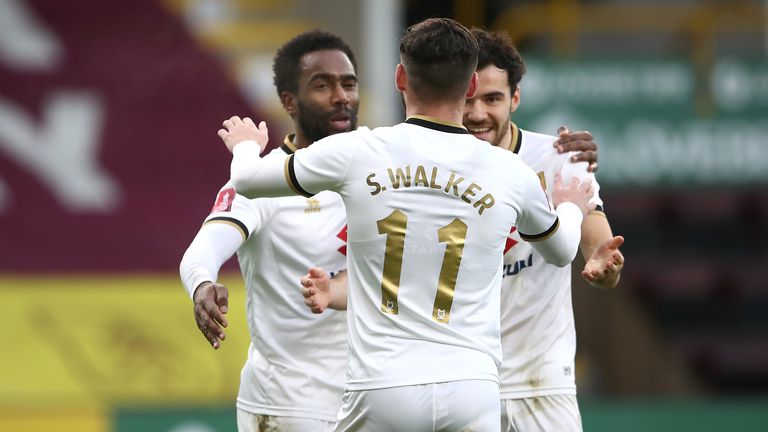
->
xmin=579 ymin=212 xmax=613 ymax=260
xmin=179 ymin=223 xmax=243 ymax=298
xmin=531 ymin=202 xmax=584 ymax=267
xmin=581 ymin=212 xmax=624 ymax=289
xmin=327 ymin=270 xmax=349 ymax=310
xmin=230 ymin=141 xmax=296 ymax=199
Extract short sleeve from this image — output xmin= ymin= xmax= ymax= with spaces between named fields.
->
xmin=516 ymin=167 xmax=560 ymax=242
xmin=203 ymin=182 xmax=279 ymax=240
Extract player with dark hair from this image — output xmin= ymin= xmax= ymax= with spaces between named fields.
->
xmin=218 ymin=18 xmax=594 ymax=431
xmin=179 ymin=30 xmax=358 ymax=432
xmin=272 ymin=30 xmax=358 ymax=143
xmin=470 ymin=29 xmax=599 ymax=170
xmin=465 ymin=28 xmax=624 ymax=432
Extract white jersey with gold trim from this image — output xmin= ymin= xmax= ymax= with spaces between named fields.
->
xmin=206 ymin=143 xmax=348 ymax=421
xmin=283 ymin=117 xmax=565 ymax=391
xmin=499 ymin=124 xmax=603 ymax=399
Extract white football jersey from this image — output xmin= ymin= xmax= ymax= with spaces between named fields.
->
xmin=499 ymin=123 xmax=603 ymax=399
xmin=206 ymin=139 xmax=348 ymax=421
xmin=285 ymin=116 xmax=561 ymax=391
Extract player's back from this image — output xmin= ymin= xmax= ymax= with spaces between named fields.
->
xmin=291 ymin=116 xmax=560 ymax=391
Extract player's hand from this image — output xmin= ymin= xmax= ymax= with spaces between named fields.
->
xmin=193 ymin=281 xmax=229 ymax=349
xmin=218 ymin=116 xmax=269 ymax=153
xmin=554 ymin=126 xmax=599 ymax=173
xmin=301 ymin=267 xmax=332 ymax=314
xmin=551 ymin=173 xmax=596 ymax=217
xmin=582 ymin=236 xmax=625 ymax=288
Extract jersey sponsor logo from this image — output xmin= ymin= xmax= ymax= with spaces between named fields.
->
xmin=502 ymin=253 xmax=533 ymax=278
xmin=337 ymin=225 xmax=348 ymax=256
xmin=304 ymin=198 xmax=321 ymax=213
xmin=210 ymin=187 xmax=235 ymax=213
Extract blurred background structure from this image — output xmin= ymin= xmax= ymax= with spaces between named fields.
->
xmin=1 ymin=0 xmax=767 ymax=430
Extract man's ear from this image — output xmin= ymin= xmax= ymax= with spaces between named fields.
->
xmin=395 ymin=63 xmax=406 ymax=92
xmin=510 ymin=85 xmax=521 ymax=113
xmin=281 ymin=92 xmax=297 ymax=118
xmin=466 ymin=72 xmax=479 ymax=98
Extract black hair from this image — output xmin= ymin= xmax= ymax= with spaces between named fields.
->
xmin=273 ymin=30 xmax=357 ymax=97
xmin=471 ymin=28 xmax=526 ymax=90
xmin=399 ymin=18 xmax=479 ymax=102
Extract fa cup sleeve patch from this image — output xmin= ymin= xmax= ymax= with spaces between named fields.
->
xmin=210 ymin=186 xmax=236 ymax=213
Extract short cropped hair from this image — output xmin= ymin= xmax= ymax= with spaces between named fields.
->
xmin=273 ymin=30 xmax=358 ymax=97
xmin=471 ymin=28 xmax=526 ymax=90
xmin=399 ymin=18 xmax=479 ymax=102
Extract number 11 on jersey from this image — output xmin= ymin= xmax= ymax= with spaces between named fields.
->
xmin=377 ymin=210 xmax=468 ymax=323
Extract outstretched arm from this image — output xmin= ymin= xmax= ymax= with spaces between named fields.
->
xmin=580 ymin=214 xmax=624 ymax=288
xmin=301 ymin=268 xmax=349 ymax=313
xmin=555 ymin=131 xmax=623 ymax=287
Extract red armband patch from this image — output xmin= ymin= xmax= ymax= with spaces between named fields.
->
xmin=211 ymin=187 xmax=236 ymax=213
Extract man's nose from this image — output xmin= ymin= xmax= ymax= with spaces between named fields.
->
xmin=332 ymin=84 xmax=350 ymax=105
xmin=465 ymin=102 xmax=486 ymax=122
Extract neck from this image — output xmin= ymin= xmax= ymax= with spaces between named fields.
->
xmin=403 ymin=97 xmax=465 ymax=125
xmin=292 ymin=128 xmax=312 ymax=149
xmin=497 ymin=122 xmax=513 ymax=150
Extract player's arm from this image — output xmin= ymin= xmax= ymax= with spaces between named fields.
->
xmin=180 ymin=221 xmax=245 ymax=349
xmin=520 ymin=173 xmax=595 ymax=267
xmin=558 ymin=155 xmax=625 ymax=288
xmin=580 ymin=213 xmax=625 ymax=288
xmin=301 ymin=268 xmax=349 ymax=313
xmin=219 ymin=115 xmax=348 ymax=199
xmin=180 ymin=222 xmax=243 ymax=350
xmin=217 ymin=116 xmax=298 ymax=199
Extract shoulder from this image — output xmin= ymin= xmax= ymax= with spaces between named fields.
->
xmin=520 ymin=128 xmax=558 ymax=151
xmin=266 ymin=146 xmax=289 ymax=157
xmin=484 ymin=145 xmax=540 ymax=188
xmin=214 ymin=179 xmax=280 ymax=211
xmin=488 ymin=140 xmax=527 ymax=165
xmin=519 ymin=128 xmax=574 ymax=165
xmin=519 ymin=128 xmax=594 ymax=181
xmin=308 ymin=126 xmax=373 ymax=150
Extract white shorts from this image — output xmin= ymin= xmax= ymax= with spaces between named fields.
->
xmin=335 ymin=380 xmax=500 ymax=432
xmin=500 ymin=394 xmax=582 ymax=432
xmin=236 ymin=409 xmax=335 ymax=432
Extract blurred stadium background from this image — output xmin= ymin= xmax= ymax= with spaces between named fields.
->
xmin=1 ymin=0 xmax=767 ymax=430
